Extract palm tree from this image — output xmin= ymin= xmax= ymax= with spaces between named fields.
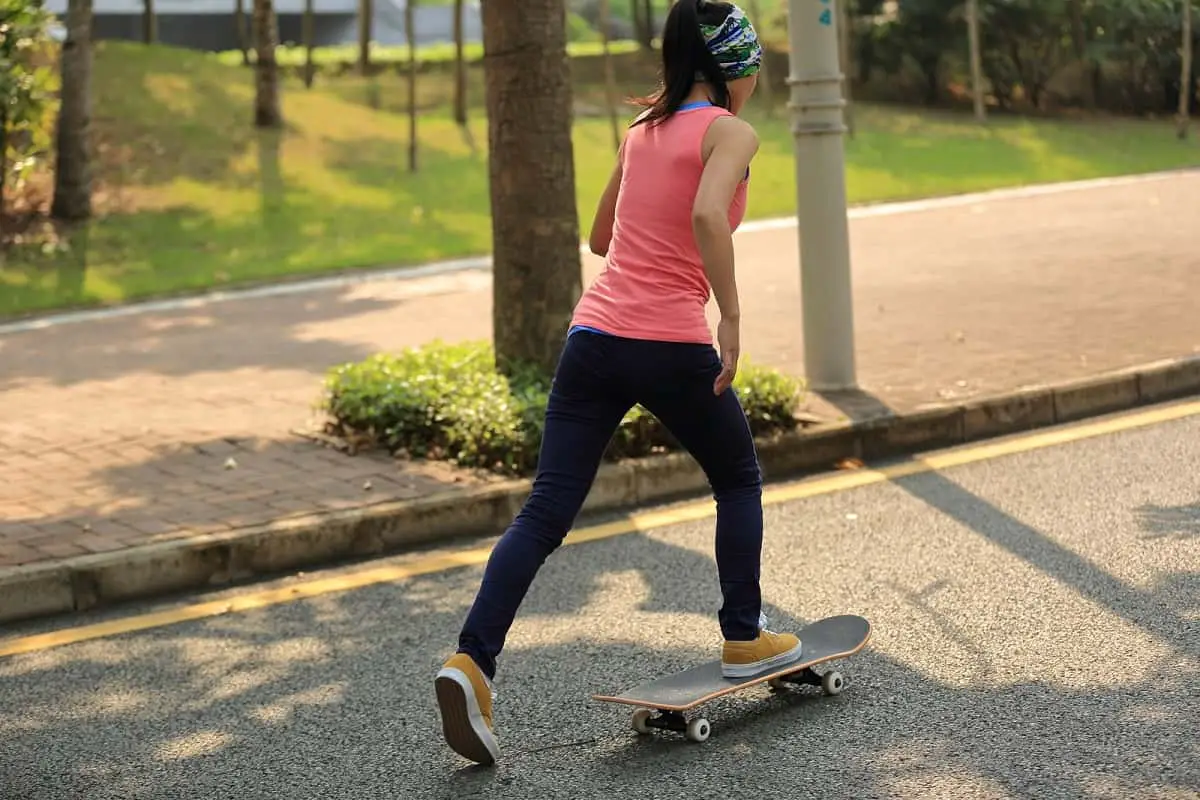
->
xmin=481 ymin=0 xmax=583 ymax=375
xmin=253 ymin=0 xmax=282 ymax=127
xmin=51 ymin=0 xmax=94 ymax=222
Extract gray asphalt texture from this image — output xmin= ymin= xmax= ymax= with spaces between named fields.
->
xmin=2 ymin=409 xmax=1198 ymax=800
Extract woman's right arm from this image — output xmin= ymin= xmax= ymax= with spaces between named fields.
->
xmin=692 ymin=116 xmax=759 ymax=325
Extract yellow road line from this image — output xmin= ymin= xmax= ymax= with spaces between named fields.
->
xmin=2 ymin=398 xmax=1197 ymax=659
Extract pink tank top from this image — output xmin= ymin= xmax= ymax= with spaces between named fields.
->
xmin=570 ymin=102 xmax=749 ymax=345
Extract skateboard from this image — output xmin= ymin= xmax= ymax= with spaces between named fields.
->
xmin=591 ymin=614 xmax=871 ymax=742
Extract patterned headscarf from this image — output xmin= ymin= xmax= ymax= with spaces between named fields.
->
xmin=699 ymin=2 xmax=763 ymax=81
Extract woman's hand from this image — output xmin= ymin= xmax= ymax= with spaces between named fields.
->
xmin=714 ymin=316 xmax=740 ymax=395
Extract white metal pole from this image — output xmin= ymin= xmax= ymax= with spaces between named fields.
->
xmin=786 ymin=0 xmax=857 ymax=390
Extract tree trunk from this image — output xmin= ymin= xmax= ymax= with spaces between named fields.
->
xmin=52 ymin=0 xmax=94 ymax=222
xmin=630 ymin=0 xmax=652 ymax=51
xmin=253 ymin=0 xmax=282 ymax=127
xmin=600 ymin=0 xmax=621 ymax=152
xmin=1179 ymin=0 xmax=1193 ymax=139
xmin=359 ymin=0 xmax=372 ymax=75
xmin=452 ymin=0 xmax=475 ymax=152
xmin=235 ymin=0 xmax=250 ymax=66
xmin=921 ymin=55 xmax=940 ymax=105
xmin=0 ymin=107 xmax=8 ymax=218
xmin=452 ymin=0 xmax=466 ymax=115
xmin=1068 ymin=0 xmax=1086 ymax=60
xmin=481 ymin=0 xmax=583 ymax=376
xmin=303 ymin=0 xmax=315 ymax=88
xmin=1067 ymin=0 xmax=1087 ymax=60
xmin=1067 ymin=0 xmax=1094 ymax=108
xmin=143 ymin=0 xmax=157 ymax=44
xmin=406 ymin=0 xmax=418 ymax=170
xmin=966 ymin=0 xmax=986 ymax=122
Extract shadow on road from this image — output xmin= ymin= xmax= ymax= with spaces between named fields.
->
xmin=1134 ymin=502 xmax=1200 ymax=541
xmin=1 ymin=480 xmax=1195 ymax=798
xmin=889 ymin=471 xmax=1199 ymax=659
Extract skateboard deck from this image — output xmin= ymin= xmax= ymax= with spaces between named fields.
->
xmin=592 ymin=614 xmax=871 ymax=742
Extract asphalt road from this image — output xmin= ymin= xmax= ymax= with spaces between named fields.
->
xmin=1 ymin=405 xmax=1198 ymax=799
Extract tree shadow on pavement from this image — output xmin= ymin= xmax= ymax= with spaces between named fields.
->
xmin=1133 ymin=502 xmax=1200 ymax=541
xmin=0 ymin=284 xmax=409 ymax=390
xmin=0 ymin=476 xmax=1196 ymax=799
xmin=888 ymin=470 xmax=1199 ymax=659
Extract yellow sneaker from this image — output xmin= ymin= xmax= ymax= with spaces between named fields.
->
xmin=435 ymin=653 xmax=500 ymax=765
xmin=721 ymin=616 xmax=803 ymax=678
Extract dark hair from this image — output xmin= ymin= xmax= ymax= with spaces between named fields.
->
xmin=631 ymin=0 xmax=733 ymax=127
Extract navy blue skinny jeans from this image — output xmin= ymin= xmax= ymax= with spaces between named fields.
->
xmin=457 ymin=329 xmax=764 ymax=679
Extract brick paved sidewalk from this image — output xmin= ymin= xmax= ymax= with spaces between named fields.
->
xmin=1 ymin=173 xmax=1197 ymax=570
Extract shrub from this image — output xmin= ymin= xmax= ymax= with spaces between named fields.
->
xmin=322 ymin=340 xmax=806 ymax=476
xmin=0 ymin=0 xmax=56 ymax=220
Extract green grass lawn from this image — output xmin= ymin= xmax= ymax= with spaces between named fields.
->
xmin=2 ymin=41 xmax=1198 ymax=319
xmin=211 ymin=38 xmax=641 ymax=68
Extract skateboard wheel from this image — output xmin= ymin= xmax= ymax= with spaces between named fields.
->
xmin=822 ymin=671 xmax=845 ymax=696
xmin=768 ymin=678 xmax=787 ymax=692
xmin=631 ymin=709 xmax=653 ymax=735
xmin=686 ymin=717 xmax=711 ymax=743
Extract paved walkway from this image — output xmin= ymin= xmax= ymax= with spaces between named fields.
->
xmin=1 ymin=172 xmax=1197 ymax=569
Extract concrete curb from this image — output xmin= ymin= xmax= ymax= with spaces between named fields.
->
xmin=3 ymin=354 xmax=1198 ymax=626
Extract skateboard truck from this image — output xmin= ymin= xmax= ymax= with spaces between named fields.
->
xmin=767 ymin=666 xmax=846 ymax=695
xmin=631 ymin=709 xmax=712 ymax=742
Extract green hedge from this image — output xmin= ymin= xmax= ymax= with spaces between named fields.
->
xmin=322 ymin=340 xmax=805 ymax=476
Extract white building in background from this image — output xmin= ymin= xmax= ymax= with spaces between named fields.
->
xmin=40 ymin=0 xmax=483 ymax=52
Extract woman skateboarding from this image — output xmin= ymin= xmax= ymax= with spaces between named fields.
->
xmin=435 ymin=0 xmax=802 ymax=765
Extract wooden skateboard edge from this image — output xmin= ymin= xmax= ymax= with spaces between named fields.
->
xmin=591 ymin=620 xmax=873 ymax=713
